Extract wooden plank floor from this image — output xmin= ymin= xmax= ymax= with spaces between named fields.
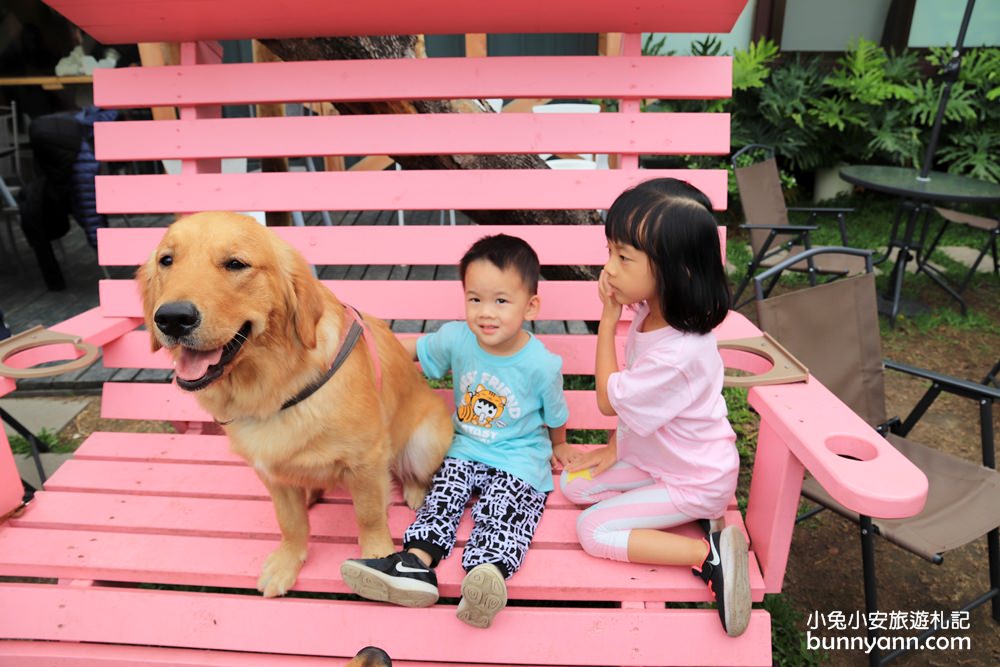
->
xmin=1 ymin=208 xmax=588 ymax=393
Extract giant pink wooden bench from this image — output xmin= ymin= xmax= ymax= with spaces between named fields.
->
xmin=0 ymin=1 xmax=928 ymax=665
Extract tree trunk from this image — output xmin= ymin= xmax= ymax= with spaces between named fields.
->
xmin=260 ymin=35 xmax=601 ymax=282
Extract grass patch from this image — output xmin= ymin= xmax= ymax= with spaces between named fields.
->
xmin=881 ymin=304 xmax=1000 ymax=337
xmin=765 ymin=594 xmax=826 ymax=666
xmin=7 ymin=428 xmax=77 ymax=455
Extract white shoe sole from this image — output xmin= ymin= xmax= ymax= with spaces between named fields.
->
xmin=457 ymin=564 xmax=507 ymax=628
xmin=720 ymin=526 xmax=751 ymax=637
xmin=340 ymin=560 xmax=439 ymax=608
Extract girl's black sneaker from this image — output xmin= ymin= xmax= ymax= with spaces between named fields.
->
xmin=692 ymin=526 xmax=751 ymax=637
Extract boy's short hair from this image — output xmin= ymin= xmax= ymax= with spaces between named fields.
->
xmin=459 ymin=234 xmax=540 ymax=295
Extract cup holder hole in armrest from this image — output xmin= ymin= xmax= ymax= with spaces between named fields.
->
xmin=826 ymin=434 xmax=880 ymax=462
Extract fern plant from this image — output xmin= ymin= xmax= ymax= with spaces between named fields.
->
xmin=919 ymin=46 xmax=1000 ymax=181
xmin=937 ymin=129 xmax=1000 ymax=183
xmin=804 ymin=39 xmax=920 ymax=167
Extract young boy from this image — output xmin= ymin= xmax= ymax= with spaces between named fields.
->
xmin=340 ymin=234 xmax=579 ymax=628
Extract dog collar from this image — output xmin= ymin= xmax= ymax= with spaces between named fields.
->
xmin=215 ymin=305 xmax=381 ymax=425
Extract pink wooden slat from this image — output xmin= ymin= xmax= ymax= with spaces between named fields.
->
xmin=98 ymin=382 xmax=615 ymax=429
xmin=0 ymin=641 xmax=457 ymax=667
xmin=100 ymin=280 xmax=600 ymax=320
xmin=44 ymin=0 xmax=749 ymax=43
xmin=99 ymin=280 xmax=744 ymax=335
xmin=14 ymin=489 xmax=746 ymax=557
xmin=102 ymin=328 xmax=765 ymax=378
xmin=41 ymin=456 xmax=412 ymax=506
xmin=0 ymin=528 xmax=763 ymax=603
xmin=96 ymin=113 xmax=730 ymax=161
xmin=0 ymin=583 xmax=771 ymax=666
xmin=17 ymin=487 xmax=737 ymax=551
xmin=11 ymin=490 xmax=581 ymax=548
xmin=74 ymin=431 xmax=240 ymax=464
xmin=95 ymin=169 xmax=730 ymax=214
xmin=102 ymin=331 xmax=622 ymax=375
xmin=99 ymin=311 xmax=750 ymax=380
xmin=54 ymin=441 xmax=593 ymax=510
xmin=97 ymin=224 xmax=610 ymax=266
xmin=43 ymin=458 xmax=269 ymax=500
xmin=95 ymin=113 xmax=729 ymax=161
xmin=93 ymin=56 xmax=732 ymax=109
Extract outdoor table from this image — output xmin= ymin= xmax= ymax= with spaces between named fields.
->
xmin=839 ymin=165 xmax=1000 ymax=321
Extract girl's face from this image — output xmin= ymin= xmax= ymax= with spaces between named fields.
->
xmin=603 ymin=240 xmax=657 ymax=307
xmin=463 ymin=259 xmax=540 ymax=356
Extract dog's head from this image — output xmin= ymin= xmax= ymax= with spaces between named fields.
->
xmin=346 ymin=647 xmax=391 ymax=667
xmin=137 ymin=212 xmax=325 ymax=391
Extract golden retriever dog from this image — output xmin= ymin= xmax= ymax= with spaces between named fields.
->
xmin=138 ymin=212 xmax=452 ymax=598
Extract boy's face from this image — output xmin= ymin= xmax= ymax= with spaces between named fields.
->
xmin=463 ymin=259 xmax=540 ymax=356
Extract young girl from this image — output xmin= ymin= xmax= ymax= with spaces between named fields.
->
xmin=561 ymin=177 xmax=750 ymax=637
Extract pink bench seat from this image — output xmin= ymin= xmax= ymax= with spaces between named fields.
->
xmin=0 ymin=1 xmax=927 ymax=664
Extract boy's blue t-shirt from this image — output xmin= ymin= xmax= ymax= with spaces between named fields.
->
xmin=416 ymin=321 xmax=569 ymax=493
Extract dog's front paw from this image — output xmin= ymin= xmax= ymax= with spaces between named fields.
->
xmin=258 ymin=545 xmax=306 ymax=598
xmin=402 ymin=482 xmax=427 ymax=511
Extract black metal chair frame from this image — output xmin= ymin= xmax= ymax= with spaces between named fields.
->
xmin=922 ymin=206 xmax=1000 ymax=298
xmin=730 ymin=144 xmax=855 ymax=308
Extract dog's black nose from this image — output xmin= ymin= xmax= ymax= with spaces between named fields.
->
xmin=154 ymin=301 xmax=201 ymax=338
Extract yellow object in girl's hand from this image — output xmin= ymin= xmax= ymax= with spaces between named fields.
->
xmin=566 ymin=468 xmax=593 ymax=482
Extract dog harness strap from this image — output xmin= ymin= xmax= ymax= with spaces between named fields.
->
xmin=350 ymin=305 xmax=383 ymax=393
xmin=280 ymin=319 xmax=363 ymax=412
xmin=279 ymin=304 xmax=381 ymax=413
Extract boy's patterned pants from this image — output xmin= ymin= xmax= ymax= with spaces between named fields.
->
xmin=403 ymin=457 xmax=547 ymax=578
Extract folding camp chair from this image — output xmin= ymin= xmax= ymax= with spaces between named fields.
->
xmin=924 ymin=206 xmax=999 ymax=298
xmin=752 ymin=246 xmax=1000 ymax=666
xmin=730 ymin=144 xmax=866 ymax=308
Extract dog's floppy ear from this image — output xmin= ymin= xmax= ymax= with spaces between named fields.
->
xmin=135 ymin=256 xmax=162 ymax=352
xmin=283 ymin=248 xmax=325 ymax=350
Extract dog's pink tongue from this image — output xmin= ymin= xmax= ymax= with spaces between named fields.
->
xmin=175 ymin=347 xmax=223 ymax=381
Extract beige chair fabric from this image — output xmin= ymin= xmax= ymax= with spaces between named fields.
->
xmin=755 ymin=273 xmax=887 ymax=427
xmin=803 ymin=435 xmax=1000 ymax=561
xmin=736 ymin=157 xmax=789 ymax=256
xmin=929 ymin=207 xmax=999 ymax=286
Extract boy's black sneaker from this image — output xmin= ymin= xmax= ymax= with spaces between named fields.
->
xmin=692 ymin=525 xmax=751 ymax=637
xmin=340 ymin=551 xmax=439 ymax=608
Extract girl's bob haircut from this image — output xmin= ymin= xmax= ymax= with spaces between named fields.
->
xmin=605 ymin=178 xmax=731 ymax=334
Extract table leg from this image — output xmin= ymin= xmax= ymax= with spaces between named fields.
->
xmin=913 ymin=207 xmax=969 ymax=315
xmin=879 ymin=200 xmax=929 ymax=324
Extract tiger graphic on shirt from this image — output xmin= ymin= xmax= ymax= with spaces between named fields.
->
xmin=457 ymin=384 xmax=507 ymax=428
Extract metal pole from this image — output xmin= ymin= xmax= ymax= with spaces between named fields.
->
xmin=918 ymin=0 xmax=977 ymax=180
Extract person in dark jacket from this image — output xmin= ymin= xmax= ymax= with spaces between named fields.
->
xmin=17 ymin=106 xmax=117 ymax=290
